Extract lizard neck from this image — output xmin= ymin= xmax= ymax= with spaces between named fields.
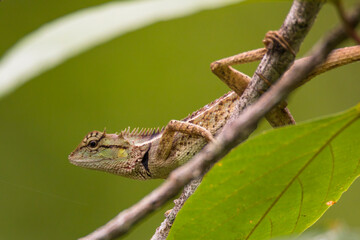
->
xmin=110 ymin=143 xmax=153 ymax=180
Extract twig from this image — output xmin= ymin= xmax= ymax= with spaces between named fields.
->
xmin=150 ymin=177 xmax=202 ymax=240
xmin=81 ymin=2 xmax=360 ymax=240
xmin=333 ymin=0 xmax=360 ymax=44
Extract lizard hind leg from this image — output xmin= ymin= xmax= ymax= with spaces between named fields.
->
xmin=210 ymin=30 xmax=296 ymax=98
xmin=210 ymin=48 xmax=267 ymax=97
xmin=156 ymin=120 xmax=215 ymax=161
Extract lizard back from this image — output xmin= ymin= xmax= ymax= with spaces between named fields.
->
xmin=148 ymin=91 xmax=239 ymax=178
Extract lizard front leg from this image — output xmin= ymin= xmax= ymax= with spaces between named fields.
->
xmin=156 ymin=120 xmax=215 ymax=161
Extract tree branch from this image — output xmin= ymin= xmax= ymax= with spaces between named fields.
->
xmin=235 ymin=0 xmax=323 ymax=125
xmin=333 ymin=0 xmax=360 ymax=44
xmin=81 ymin=2 xmax=360 ymax=240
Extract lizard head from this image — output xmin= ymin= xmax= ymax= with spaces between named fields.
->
xmin=68 ymin=130 xmax=131 ymax=172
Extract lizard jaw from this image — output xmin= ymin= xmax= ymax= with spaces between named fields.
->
xmin=68 ymin=154 xmax=109 ymax=165
xmin=69 ymin=157 xmax=103 ymax=164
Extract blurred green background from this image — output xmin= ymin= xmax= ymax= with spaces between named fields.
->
xmin=0 ymin=0 xmax=359 ymax=239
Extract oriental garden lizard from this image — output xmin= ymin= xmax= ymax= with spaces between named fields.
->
xmin=69 ymin=33 xmax=360 ymax=180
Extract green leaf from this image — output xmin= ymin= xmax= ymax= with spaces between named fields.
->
xmin=168 ymin=105 xmax=360 ymax=240
xmin=0 ymin=0 xmax=244 ymax=99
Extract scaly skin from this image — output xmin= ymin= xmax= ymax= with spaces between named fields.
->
xmin=69 ymin=91 xmax=238 ymax=179
xmin=69 ymin=46 xmax=360 ymax=180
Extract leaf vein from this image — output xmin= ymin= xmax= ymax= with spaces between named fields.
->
xmin=291 ymin=178 xmax=304 ymax=234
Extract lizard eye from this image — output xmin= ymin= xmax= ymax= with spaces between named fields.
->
xmin=88 ymin=140 xmax=98 ymax=149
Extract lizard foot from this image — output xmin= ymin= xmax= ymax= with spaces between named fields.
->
xmin=263 ymin=30 xmax=296 ymax=56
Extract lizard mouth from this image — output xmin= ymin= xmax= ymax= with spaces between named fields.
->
xmin=68 ymin=155 xmax=110 ymax=164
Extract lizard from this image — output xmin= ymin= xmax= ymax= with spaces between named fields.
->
xmin=69 ymin=32 xmax=360 ymax=180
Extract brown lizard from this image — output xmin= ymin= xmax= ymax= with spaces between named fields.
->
xmin=69 ymin=33 xmax=360 ymax=180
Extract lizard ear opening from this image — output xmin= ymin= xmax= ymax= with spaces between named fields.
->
xmin=117 ymin=148 xmax=128 ymax=158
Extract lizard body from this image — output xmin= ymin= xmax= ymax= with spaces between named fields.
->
xmin=69 ymin=44 xmax=360 ymax=180
xmin=69 ymin=91 xmax=238 ymax=179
